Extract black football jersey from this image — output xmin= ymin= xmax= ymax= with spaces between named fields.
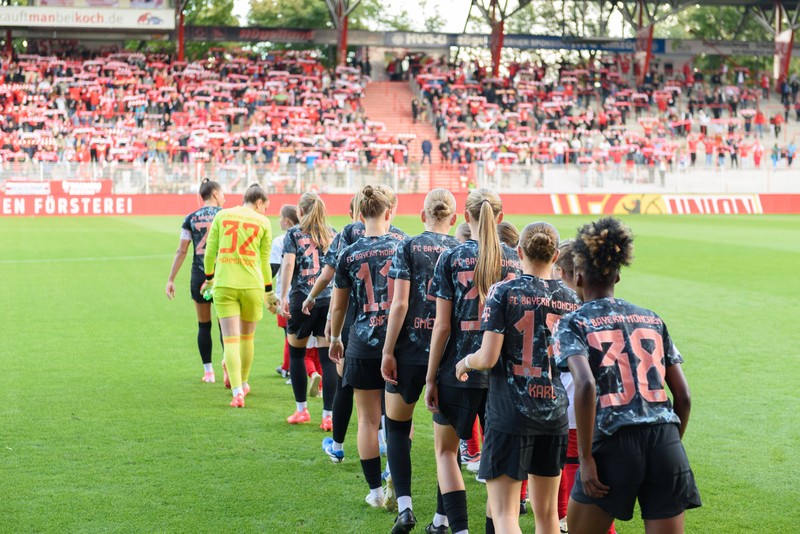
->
xmin=430 ymin=240 xmax=522 ymax=389
xmin=334 ymin=234 xmax=404 ymax=359
xmin=283 ymin=225 xmax=336 ymax=301
xmin=481 ymin=275 xmax=581 ymax=435
xmin=388 ymin=231 xmax=460 ymax=365
xmin=181 ymin=206 xmax=222 ymax=274
xmin=322 ymin=222 xmax=408 ymax=268
xmin=554 ymin=298 xmax=683 ymax=441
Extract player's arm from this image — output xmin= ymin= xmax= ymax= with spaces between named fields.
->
xmin=381 ymin=278 xmax=410 ymax=385
xmin=303 ymin=264 xmax=335 ymax=313
xmin=328 ymin=287 xmax=350 ymax=363
xmin=665 ymin=363 xmax=691 ymax=439
xmin=567 ymin=354 xmax=609 ymax=499
xmin=279 ymin=252 xmax=295 ymax=317
xmin=456 ymin=331 xmax=503 ymax=380
xmin=202 ymin=215 xmax=221 ymax=284
xmin=165 ymin=236 xmax=191 ymax=299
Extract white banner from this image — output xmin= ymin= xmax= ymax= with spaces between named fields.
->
xmin=0 ymin=7 xmax=175 ymax=30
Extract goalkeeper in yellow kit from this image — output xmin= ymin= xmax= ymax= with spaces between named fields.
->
xmin=202 ymin=184 xmax=279 ymax=408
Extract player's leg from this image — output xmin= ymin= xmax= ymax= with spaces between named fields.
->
xmin=286 ymin=333 xmax=311 ymax=423
xmin=529 ymin=474 xmax=562 ymax=534
xmin=558 ymin=429 xmax=578 ymax=522
xmin=527 ymin=433 xmax=567 ymax=534
xmin=355 ymin=387 xmax=385 ymax=506
xmin=316 ymin=335 xmax=335 ymax=431
xmin=566 ymin=500 xmax=614 ymax=534
xmin=434 ymin=422 xmax=468 ymax=534
xmin=305 ymin=346 xmax=322 ymax=397
xmin=386 ymin=389 xmax=417 ymax=532
xmin=218 ymin=315 xmax=242 ymax=405
xmin=486 ymin=475 xmax=523 ymax=534
xmin=328 ymin=362 xmax=353 ymax=455
xmin=194 ymin=301 xmax=215 ymax=382
xmin=235 ymin=289 xmax=263 ymax=403
xmin=643 ymin=514 xmax=685 ymax=534
xmin=214 ymin=288 xmax=244 ymax=405
xmin=238 ymin=319 xmax=257 ymax=396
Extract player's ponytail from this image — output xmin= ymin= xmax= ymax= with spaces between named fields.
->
xmin=519 ymin=222 xmax=559 ymax=263
xmin=299 ymin=192 xmax=333 ymax=253
xmin=466 ymin=188 xmax=503 ymax=303
xmin=199 ymin=178 xmax=221 ymax=201
xmin=572 ymin=217 xmax=634 ymax=286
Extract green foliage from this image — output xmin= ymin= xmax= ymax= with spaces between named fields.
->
xmin=1 ymin=214 xmax=799 ymax=532
xmin=657 ymin=6 xmax=773 ymax=73
xmin=248 ymin=0 xmax=332 ymax=29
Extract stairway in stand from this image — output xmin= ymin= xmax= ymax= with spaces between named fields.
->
xmin=361 ymin=81 xmax=462 ymax=191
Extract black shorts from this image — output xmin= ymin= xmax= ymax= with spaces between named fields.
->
xmin=571 ymin=423 xmax=702 ymax=521
xmin=432 ymin=385 xmax=486 ymax=440
xmin=190 ymin=270 xmax=210 ymax=304
xmin=479 ymin=429 xmax=566 ymax=480
xmin=287 ymin=296 xmax=329 ymax=339
xmin=342 ymin=357 xmax=385 ymax=390
xmin=385 ymin=361 xmax=427 ymax=405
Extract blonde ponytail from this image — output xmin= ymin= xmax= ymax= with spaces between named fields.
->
xmin=465 ymin=188 xmax=503 ymax=303
xmin=298 ymin=192 xmax=333 ymax=253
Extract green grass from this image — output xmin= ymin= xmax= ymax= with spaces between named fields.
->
xmin=1 ymin=214 xmax=799 ymax=533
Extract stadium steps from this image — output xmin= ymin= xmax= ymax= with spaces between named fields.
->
xmin=363 ymin=81 xmax=449 ymax=191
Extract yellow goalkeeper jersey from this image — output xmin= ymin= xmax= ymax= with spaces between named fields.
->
xmin=204 ymin=205 xmax=273 ymax=290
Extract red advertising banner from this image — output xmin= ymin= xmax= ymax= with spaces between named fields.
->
xmin=1 ymin=193 xmax=799 ymax=217
xmin=2 ymin=180 xmax=113 ymax=196
xmin=634 ymin=24 xmax=655 ymax=87
xmin=774 ymin=28 xmax=794 ymax=86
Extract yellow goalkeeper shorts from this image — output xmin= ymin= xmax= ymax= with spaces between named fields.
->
xmin=213 ymin=287 xmax=264 ymax=322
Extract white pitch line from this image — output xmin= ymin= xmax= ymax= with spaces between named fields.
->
xmin=0 ymin=254 xmax=172 ymax=264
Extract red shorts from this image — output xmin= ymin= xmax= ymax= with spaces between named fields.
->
xmin=277 ymin=314 xmax=287 ymax=328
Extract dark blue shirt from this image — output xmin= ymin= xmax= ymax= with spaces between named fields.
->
xmin=482 ymin=275 xmax=580 ymax=435
xmin=430 ymin=240 xmax=522 ymax=389
xmin=181 ymin=206 xmax=222 ymax=274
xmin=554 ymin=298 xmax=683 ymax=441
xmin=389 ymin=231 xmax=460 ymax=365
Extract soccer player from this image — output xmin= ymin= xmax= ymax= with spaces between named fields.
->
xmin=554 ymin=217 xmax=702 ymax=534
xmin=456 ymin=222 xmax=581 ymax=534
xmin=455 ymin=222 xmax=471 ymax=243
xmin=328 ymin=185 xmax=404 ymax=508
xmin=381 ymin=189 xmax=460 ymax=533
xmin=426 ymin=188 xmax=522 ymax=534
xmin=271 ymin=205 xmax=299 ymax=379
xmin=202 ymin=183 xmax=279 ymax=408
xmin=279 ymin=192 xmax=337 ymax=430
xmin=165 ymin=178 xmax=225 ymax=383
xmin=553 ymin=239 xmax=617 ymax=534
xmin=306 ymin=192 xmax=408 ymax=463
xmin=497 ymin=220 xmax=520 ymax=248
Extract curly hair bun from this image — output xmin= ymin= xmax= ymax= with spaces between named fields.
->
xmin=574 ymin=217 xmax=634 ymax=284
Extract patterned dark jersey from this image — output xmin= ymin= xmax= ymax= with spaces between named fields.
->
xmin=481 ymin=275 xmax=581 ymax=436
xmin=282 ymin=225 xmax=336 ymax=302
xmin=181 ymin=206 xmax=222 ymax=274
xmin=430 ymin=240 xmax=522 ymax=389
xmin=322 ymin=222 xmax=408 ymax=268
xmin=388 ymin=231 xmax=460 ymax=365
xmin=334 ymin=234 xmax=404 ymax=359
xmin=553 ymin=297 xmax=683 ymax=441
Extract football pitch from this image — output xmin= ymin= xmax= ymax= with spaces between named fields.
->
xmin=1 ymin=213 xmax=798 ymax=533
